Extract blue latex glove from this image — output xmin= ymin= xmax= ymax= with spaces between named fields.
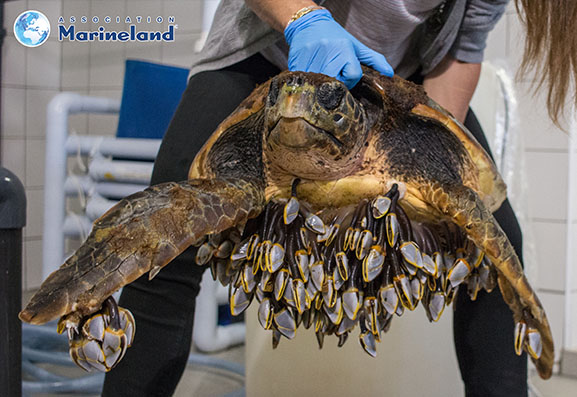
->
xmin=284 ymin=9 xmax=394 ymax=89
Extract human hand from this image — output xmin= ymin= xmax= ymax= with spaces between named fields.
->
xmin=284 ymin=9 xmax=394 ymax=89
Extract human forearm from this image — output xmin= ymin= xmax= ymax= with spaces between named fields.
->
xmin=423 ymin=56 xmax=481 ymax=123
xmin=245 ymin=0 xmax=317 ymax=32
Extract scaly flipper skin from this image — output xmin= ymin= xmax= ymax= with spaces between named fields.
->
xmin=19 ymin=178 xmax=264 ymax=325
xmin=426 ymin=182 xmax=554 ymax=379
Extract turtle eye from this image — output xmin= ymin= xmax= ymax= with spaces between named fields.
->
xmin=317 ymin=83 xmax=345 ymax=110
xmin=268 ymin=80 xmax=279 ymax=105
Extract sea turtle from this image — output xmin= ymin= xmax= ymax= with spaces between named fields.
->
xmin=20 ymin=67 xmax=553 ymax=379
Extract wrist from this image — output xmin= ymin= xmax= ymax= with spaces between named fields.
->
xmin=245 ymin=0 xmax=316 ymax=32
xmin=284 ymin=8 xmax=333 ymax=45
xmin=285 ymin=5 xmax=327 ymax=30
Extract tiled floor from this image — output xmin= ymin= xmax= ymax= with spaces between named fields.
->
xmin=23 ymin=345 xmax=245 ymax=397
xmin=173 ymin=346 xmax=244 ymax=397
xmin=530 ymin=372 xmax=577 ymax=397
xmin=24 ymin=347 xmax=577 ymax=397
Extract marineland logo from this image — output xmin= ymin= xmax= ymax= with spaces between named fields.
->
xmin=14 ymin=10 xmax=51 ymax=47
xmin=57 ymin=16 xmax=176 ymax=42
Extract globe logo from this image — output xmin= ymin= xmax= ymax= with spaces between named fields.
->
xmin=14 ymin=10 xmax=50 ymax=47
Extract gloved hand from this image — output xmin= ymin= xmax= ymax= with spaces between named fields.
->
xmin=284 ymin=8 xmax=394 ymax=89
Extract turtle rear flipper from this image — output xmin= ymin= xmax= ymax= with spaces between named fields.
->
xmin=428 ymin=183 xmax=554 ymax=379
xmin=19 ymin=178 xmax=265 ymax=326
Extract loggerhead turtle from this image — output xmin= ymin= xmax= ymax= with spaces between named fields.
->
xmin=20 ymin=67 xmax=553 ymax=378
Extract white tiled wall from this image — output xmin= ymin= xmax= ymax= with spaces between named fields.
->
xmin=483 ymin=8 xmax=575 ymax=366
xmin=0 ymin=0 xmax=204 ymax=290
xmin=566 ymin=128 xmax=577 ymax=353
xmin=0 ymin=0 xmax=575 ymax=369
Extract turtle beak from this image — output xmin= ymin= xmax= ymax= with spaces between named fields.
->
xmin=269 ymin=117 xmax=324 ymax=148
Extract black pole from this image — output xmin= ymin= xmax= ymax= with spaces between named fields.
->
xmin=0 ymin=1 xmax=7 ymax=146
xmin=0 ymin=166 xmax=26 ymax=397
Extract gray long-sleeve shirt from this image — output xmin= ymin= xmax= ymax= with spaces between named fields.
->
xmin=189 ymin=0 xmax=508 ymax=78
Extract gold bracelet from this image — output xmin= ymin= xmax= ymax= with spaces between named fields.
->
xmin=285 ymin=5 xmax=326 ymax=30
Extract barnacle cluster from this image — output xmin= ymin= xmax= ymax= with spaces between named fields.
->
xmin=61 ymin=297 xmax=135 ymax=372
xmin=196 ymin=183 xmax=500 ymax=356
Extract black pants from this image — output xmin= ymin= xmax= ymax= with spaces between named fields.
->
xmin=102 ymin=54 xmax=527 ymax=397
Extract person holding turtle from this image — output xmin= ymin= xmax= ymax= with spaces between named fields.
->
xmin=102 ymin=1 xmax=577 ymax=396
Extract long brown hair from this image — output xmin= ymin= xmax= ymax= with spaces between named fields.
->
xmin=515 ymin=0 xmax=577 ymax=129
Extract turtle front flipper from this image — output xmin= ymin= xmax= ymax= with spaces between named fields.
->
xmin=428 ymin=183 xmax=554 ymax=379
xmin=19 ymin=178 xmax=264 ymax=369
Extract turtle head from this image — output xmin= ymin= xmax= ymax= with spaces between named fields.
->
xmin=264 ymin=71 xmax=368 ymax=179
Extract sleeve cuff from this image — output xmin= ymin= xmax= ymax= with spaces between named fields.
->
xmin=449 ymin=29 xmax=489 ymax=63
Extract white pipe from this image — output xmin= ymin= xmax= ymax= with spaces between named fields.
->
xmin=44 ymin=93 xmax=121 ymax=279
xmin=85 ymin=195 xmax=119 ymax=221
xmin=66 ymin=135 xmax=160 ymax=160
xmin=64 ymin=175 xmax=146 ymax=199
xmin=564 ymin=113 xmax=577 ymax=351
xmin=194 ymin=270 xmax=245 ymax=352
xmin=63 ymin=214 xmax=93 ymax=238
xmin=216 ymin=283 xmax=229 ymax=304
xmin=88 ymin=157 xmax=154 ymax=184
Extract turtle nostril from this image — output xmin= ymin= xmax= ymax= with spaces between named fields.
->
xmin=268 ymin=80 xmax=279 ymax=105
xmin=317 ymin=83 xmax=345 ymax=110
xmin=285 ymin=75 xmax=304 ymax=87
